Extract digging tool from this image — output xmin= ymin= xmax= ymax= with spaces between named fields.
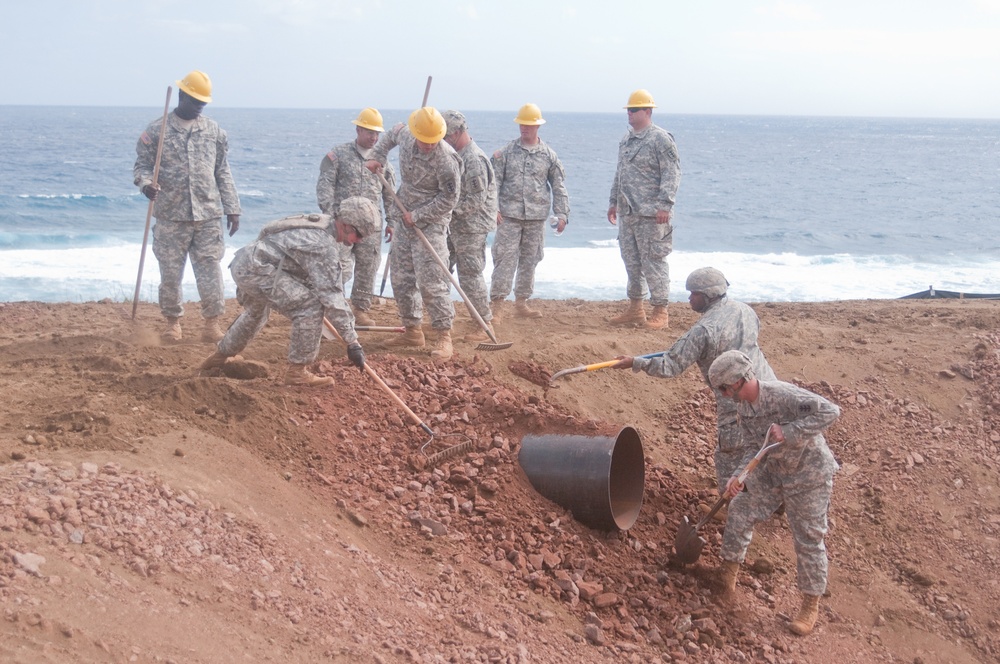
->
xmin=378 ymin=248 xmax=392 ymax=296
xmin=321 ymin=317 xmax=472 ymax=464
xmin=131 ymin=85 xmax=172 ymax=319
xmin=549 ymin=351 xmax=666 ymax=384
xmin=356 ymin=325 xmax=406 ymax=333
xmin=375 ymin=171 xmax=512 ymax=351
xmin=673 ymin=429 xmax=781 ymax=565
xmin=322 ymin=317 xmax=434 ymax=444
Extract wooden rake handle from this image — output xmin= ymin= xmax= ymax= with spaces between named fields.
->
xmin=374 ymin=171 xmax=502 ymax=346
xmin=322 ymin=317 xmax=434 ymax=438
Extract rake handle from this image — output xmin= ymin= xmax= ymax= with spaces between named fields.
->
xmin=375 ymin=171 xmax=501 ymax=346
xmin=132 ymin=85 xmax=172 ymax=319
xmin=322 ymin=317 xmax=433 ymax=436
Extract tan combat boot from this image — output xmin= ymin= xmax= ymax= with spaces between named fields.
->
xmin=161 ymin=317 xmax=182 ymax=342
xmin=513 ymin=298 xmax=542 ymax=319
xmin=609 ymin=299 xmax=646 ymax=326
xmin=645 ymin=304 xmax=669 ymax=330
xmin=789 ymin=594 xmax=821 ymax=636
xmin=385 ymin=326 xmax=425 ymax=348
xmin=200 ymin=351 xmax=229 ymax=370
xmin=490 ymin=299 xmax=507 ymax=324
xmin=284 ymin=364 xmax=335 ymax=387
xmin=463 ymin=321 xmax=496 ymax=343
xmin=716 ymin=560 xmax=740 ymax=596
xmin=202 ymin=316 xmax=225 ymax=343
xmin=431 ymin=329 xmax=453 ymax=361
xmin=352 ymin=305 xmax=375 ymax=327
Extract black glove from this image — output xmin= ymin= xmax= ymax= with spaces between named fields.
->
xmin=347 ymin=342 xmax=365 ymax=371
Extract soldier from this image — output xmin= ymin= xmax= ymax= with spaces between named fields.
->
xmin=134 ymin=70 xmax=241 ymax=343
xmin=611 ymin=267 xmax=776 ymax=493
xmin=489 ymin=103 xmax=570 ymax=321
xmin=316 ymin=108 xmax=397 ymax=326
xmin=607 ymin=89 xmax=681 ymax=330
xmin=364 ymin=107 xmax=461 ymax=360
xmin=708 ymin=350 xmax=841 ymax=637
xmin=441 ymin=110 xmax=498 ymax=344
xmin=200 ymin=197 xmax=377 ymax=387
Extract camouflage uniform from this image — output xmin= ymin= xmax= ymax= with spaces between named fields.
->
xmin=490 ymin=139 xmax=569 ymax=301
xmin=370 ymin=124 xmax=461 ymax=330
xmin=632 ymin=295 xmax=776 ymax=490
xmin=133 ymin=112 xmax=241 ymax=319
xmin=316 ymin=142 xmax=396 ymax=311
xmin=721 ymin=381 xmax=841 ymax=596
xmin=448 ymin=138 xmax=498 ymax=321
xmin=220 ymin=215 xmax=357 ymax=364
xmin=609 ymin=123 xmax=680 ymax=305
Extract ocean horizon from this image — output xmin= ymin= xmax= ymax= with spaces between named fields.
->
xmin=2 ymin=106 xmax=999 ymax=304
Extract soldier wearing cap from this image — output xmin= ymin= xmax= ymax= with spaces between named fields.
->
xmin=134 ymin=70 xmax=242 ymax=345
xmin=441 ymin=110 xmax=499 ymax=343
xmin=489 ymin=103 xmax=570 ymax=321
xmin=607 ymin=89 xmax=681 ymax=330
xmin=200 ymin=197 xmax=378 ymax=387
xmin=364 ymin=107 xmax=462 ymax=360
xmin=316 ymin=108 xmax=397 ymax=326
xmin=707 ymin=349 xmax=841 ymax=637
xmin=612 ymin=267 xmax=776 ymax=492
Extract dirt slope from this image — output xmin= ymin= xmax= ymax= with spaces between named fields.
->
xmin=1 ymin=297 xmax=999 ymax=663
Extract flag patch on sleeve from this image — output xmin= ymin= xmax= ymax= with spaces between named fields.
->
xmin=140 ymin=131 xmax=152 ymax=145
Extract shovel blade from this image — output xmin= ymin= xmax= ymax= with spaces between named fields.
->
xmin=673 ymin=515 xmax=707 ymax=565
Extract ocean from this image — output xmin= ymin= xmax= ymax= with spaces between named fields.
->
xmin=1 ymin=106 xmax=998 ymax=304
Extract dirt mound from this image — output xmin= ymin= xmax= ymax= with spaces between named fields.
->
xmin=1 ymin=298 xmax=999 ymax=663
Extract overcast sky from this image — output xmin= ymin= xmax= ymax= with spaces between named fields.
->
xmin=2 ymin=0 xmax=999 ymax=118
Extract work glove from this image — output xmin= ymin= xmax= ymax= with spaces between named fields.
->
xmin=347 ymin=342 xmax=366 ymax=371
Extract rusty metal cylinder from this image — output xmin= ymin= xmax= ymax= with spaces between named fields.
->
xmin=518 ymin=426 xmax=645 ymax=531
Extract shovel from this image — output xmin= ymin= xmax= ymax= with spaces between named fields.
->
xmin=374 ymin=171 xmax=512 ymax=351
xmin=673 ymin=429 xmax=781 ymax=565
xmin=549 ymin=350 xmax=666 ymax=384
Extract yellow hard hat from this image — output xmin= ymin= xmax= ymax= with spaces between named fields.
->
xmin=407 ymin=106 xmax=447 ymax=143
xmin=624 ymin=89 xmax=656 ymax=109
xmin=514 ymin=103 xmax=546 ymax=126
xmin=176 ymin=70 xmax=213 ymax=103
xmin=352 ymin=107 xmax=384 ymax=132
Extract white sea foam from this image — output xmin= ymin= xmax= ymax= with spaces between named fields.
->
xmin=2 ymin=244 xmax=998 ymax=304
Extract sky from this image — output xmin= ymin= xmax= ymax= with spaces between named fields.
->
xmin=2 ymin=0 xmax=999 ymax=119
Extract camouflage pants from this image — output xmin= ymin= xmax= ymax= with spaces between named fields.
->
xmin=617 ymin=214 xmax=672 ymax=306
xmin=390 ymin=222 xmax=454 ymax=330
xmin=490 ymin=218 xmax=544 ymax=301
xmin=721 ymin=465 xmax=835 ymax=596
xmin=338 ymin=230 xmax=384 ymax=312
xmin=220 ymin=246 xmax=324 ymax=364
xmin=152 ymin=218 xmax=226 ymax=319
xmin=715 ymin=419 xmax=747 ymax=492
xmin=448 ymin=230 xmax=492 ymax=321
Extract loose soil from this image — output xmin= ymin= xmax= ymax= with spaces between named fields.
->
xmin=1 ymin=297 xmax=999 ymax=663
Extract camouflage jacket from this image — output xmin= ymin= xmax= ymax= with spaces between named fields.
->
xmin=133 ymin=112 xmax=241 ymax=221
xmin=492 ymin=139 xmax=569 ymax=222
xmin=370 ymin=124 xmax=461 ymax=227
xmin=316 ymin=140 xmax=396 ymax=226
xmin=451 ymin=139 xmax=498 ymax=234
xmin=634 ymin=296 xmax=776 ymax=427
xmin=608 ymin=123 xmax=680 ymax=217
xmin=736 ymin=380 xmax=840 ymax=477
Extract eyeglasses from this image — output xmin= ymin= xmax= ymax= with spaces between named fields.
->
xmin=627 ymin=107 xmax=646 ymax=114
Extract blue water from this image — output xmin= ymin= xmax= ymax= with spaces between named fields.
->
xmin=2 ymin=106 xmax=999 ymax=303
